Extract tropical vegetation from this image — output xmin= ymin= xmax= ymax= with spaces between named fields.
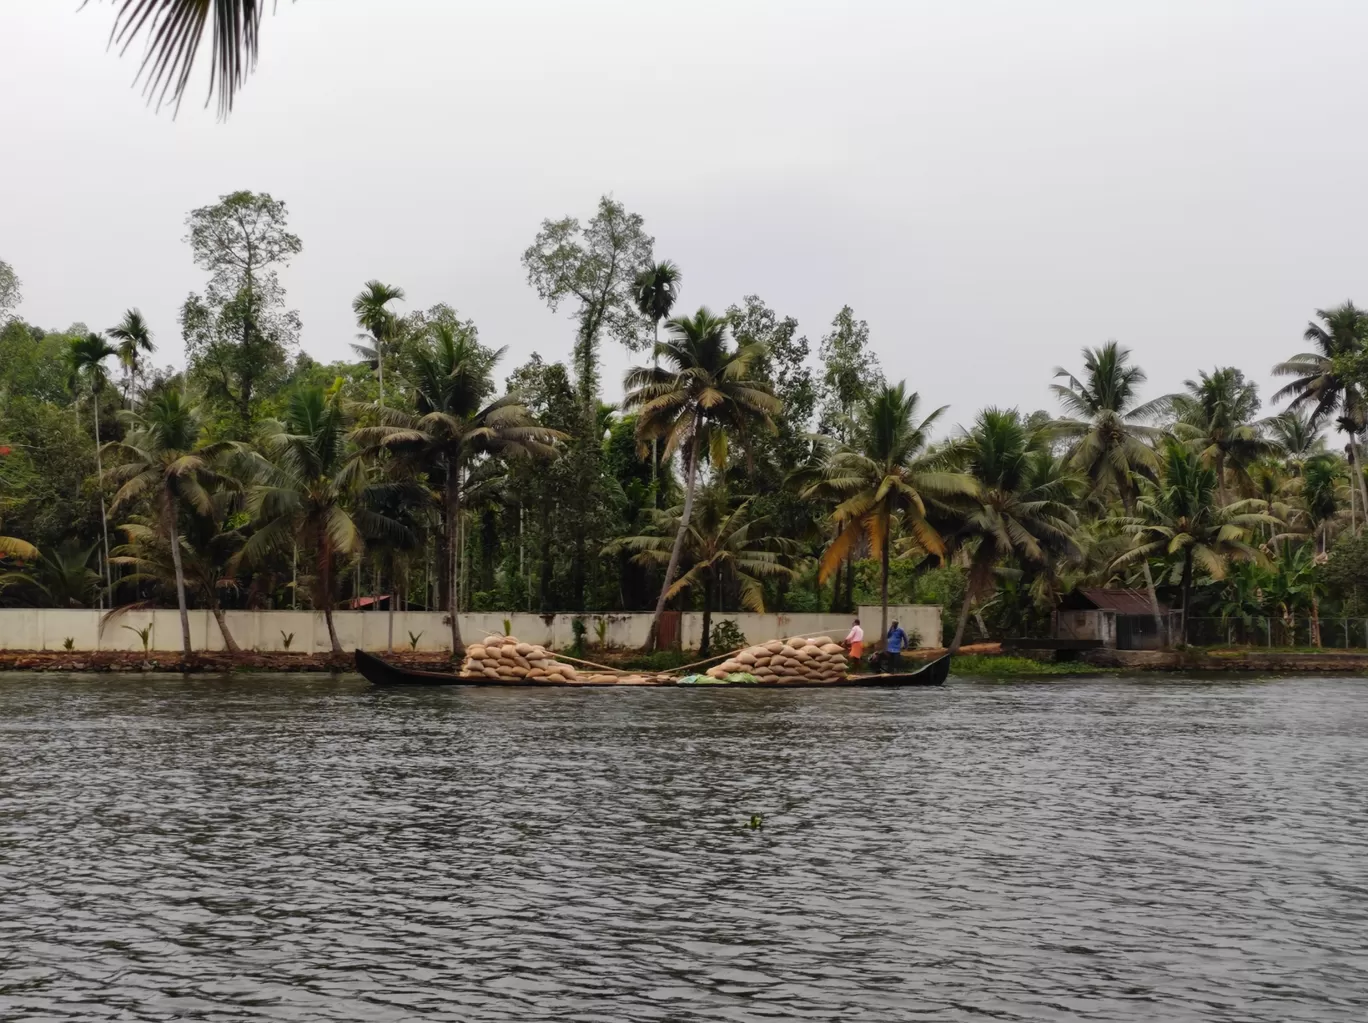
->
xmin=4 ymin=194 xmax=1368 ymax=657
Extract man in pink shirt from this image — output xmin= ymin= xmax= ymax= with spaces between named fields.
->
xmin=843 ymin=619 xmax=864 ymax=666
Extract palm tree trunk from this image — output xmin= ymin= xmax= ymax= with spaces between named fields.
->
xmin=211 ymin=605 xmax=240 ymax=653
xmin=700 ymin=569 xmax=714 ymax=658
xmin=387 ymin=572 xmax=396 ymax=653
xmin=377 ymin=336 xmax=385 ymax=409
xmin=164 ymin=493 xmax=192 ymax=658
xmin=1351 ymin=436 xmax=1368 ymax=533
xmin=445 ymin=466 xmax=465 ymax=658
xmin=1311 ymin=593 xmax=1321 ymax=648
xmin=949 ymin=585 xmax=974 ymax=654
xmin=324 ymin=607 xmax=342 ymax=655
xmin=92 ymin=391 xmax=112 ymax=608
xmin=1180 ymin=551 xmax=1194 ymax=646
xmin=1142 ymin=560 xmax=1168 ymax=647
xmin=1216 ymin=451 xmax=1228 ymax=507
xmin=646 ymin=430 xmax=701 ymax=652
xmin=844 ymin=556 xmax=856 ymax=614
xmin=880 ymin=527 xmax=891 ymax=643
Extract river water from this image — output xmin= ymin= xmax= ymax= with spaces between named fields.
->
xmin=0 ymin=672 xmax=1365 ymax=1022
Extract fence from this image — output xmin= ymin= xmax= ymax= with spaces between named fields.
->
xmin=1183 ymin=617 xmax=1368 ymax=650
xmin=0 ymin=605 xmax=943 ymax=655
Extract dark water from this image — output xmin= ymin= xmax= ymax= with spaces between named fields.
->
xmin=1 ymin=673 xmax=1366 ymax=1022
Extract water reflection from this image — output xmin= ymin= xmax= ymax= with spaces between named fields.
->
xmin=1 ymin=673 xmax=1365 ymax=1021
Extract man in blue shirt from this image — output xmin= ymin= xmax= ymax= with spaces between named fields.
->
xmin=878 ymin=620 xmax=909 ymax=673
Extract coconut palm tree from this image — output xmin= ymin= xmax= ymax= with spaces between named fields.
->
xmin=615 ymin=488 xmax=795 ymax=656
xmin=352 ymin=325 xmax=560 ymax=657
xmin=1051 ymin=341 xmax=1172 ymax=641
xmin=107 ymin=309 xmax=157 ymax=407
xmin=944 ymin=409 xmax=1080 ymax=653
xmin=67 ymin=332 xmax=118 ymax=602
xmin=1273 ymin=302 xmax=1368 ymax=522
xmin=1268 ymin=407 xmax=1327 ymax=472
xmin=1171 ymin=367 xmax=1274 ymax=504
xmin=1113 ymin=441 xmax=1275 ymax=644
xmin=1295 ymin=455 xmax=1346 ymax=555
xmin=805 ymin=382 xmax=972 ymax=642
xmin=103 ymin=389 xmax=239 ymax=657
xmin=623 ymin=307 xmax=782 ymax=651
xmin=632 ymin=260 xmax=682 ymax=489
xmin=352 ymin=281 xmax=405 ymax=408
xmin=111 ymin=507 xmax=246 ymax=651
xmin=241 ymin=383 xmax=401 ymax=655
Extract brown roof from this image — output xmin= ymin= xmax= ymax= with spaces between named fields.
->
xmin=1071 ymin=588 xmax=1168 ymax=615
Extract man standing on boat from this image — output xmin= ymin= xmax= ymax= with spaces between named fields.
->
xmin=880 ymin=620 xmax=909 ymax=673
xmin=843 ymin=618 xmax=864 ymax=667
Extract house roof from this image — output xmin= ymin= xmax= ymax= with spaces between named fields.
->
xmin=1064 ymin=588 xmax=1168 ymax=615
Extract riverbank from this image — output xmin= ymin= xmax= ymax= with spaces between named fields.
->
xmin=2 ymin=643 xmax=1363 ymax=675
xmin=1081 ymin=648 xmax=1368 ymax=672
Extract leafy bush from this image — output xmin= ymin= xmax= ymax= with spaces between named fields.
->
xmin=710 ymin=619 xmax=747 ymax=652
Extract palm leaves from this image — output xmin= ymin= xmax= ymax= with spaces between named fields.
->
xmin=352 ymin=281 xmax=405 ymax=407
xmin=807 ymin=382 xmax=970 ymax=639
xmin=93 ymin=0 xmax=273 ymax=117
xmin=616 ymin=489 xmax=794 ymax=655
xmin=353 ymin=325 xmax=560 ymax=655
xmin=1113 ymin=441 xmax=1276 ymax=643
xmin=945 ymin=409 xmax=1080 ymax=652
xmin=1172 ymin=367 xmax=1274 ymax=503
xmin=623 ymin=307 xmax=781 ymax=650
xmin=103 ymin=388 xmax=238 ymax=655
xmin=108 ymin=309 xmax=157 ymax=405
xmin=241 ymin=385 xmax=377 ymax=653
xmin=1273 ymin=302 xmax=1368 ymax=518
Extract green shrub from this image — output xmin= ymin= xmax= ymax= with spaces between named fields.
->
xmin=710 ymin=619 xmax=747 ymax=652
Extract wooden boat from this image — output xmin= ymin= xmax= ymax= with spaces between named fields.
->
xmin=355 ymin=649 xmax=950 ymax=688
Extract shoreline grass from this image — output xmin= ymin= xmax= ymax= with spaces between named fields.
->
xmin=950 ymin=654 xmax=1117 ymax=677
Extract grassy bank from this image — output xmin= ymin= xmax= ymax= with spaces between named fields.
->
xmin=951 ymin=654 xmax=1116 ymax=677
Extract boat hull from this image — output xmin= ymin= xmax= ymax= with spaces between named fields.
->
xmin=354 ymin=650 xmax=950 ymax=688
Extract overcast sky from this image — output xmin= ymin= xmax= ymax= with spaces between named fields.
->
xmin=5 ymin=0 xmax=1368 ymax=428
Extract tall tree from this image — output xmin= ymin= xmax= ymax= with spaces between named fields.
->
xmin=103 ymin=389 xmax=238 ymax=656
xmin=352 ymin=281 xmax=405 ymax=408
xmin=1172 ymin=366 xmax=1273 ymax=504
xmin=242 ymin=384 xmax=388 ymax=655
xmin=1268 ymin=407 xmax=1327 ymax=472
xmin=808 ymin=382 xmax=971 ymax=641
xmin=107 ymin=309 xmax=157 ymax=406
xmin=945 ymin=409 xmax=1079 ymax=653
xmin=817 ymin=306 xmax=885 ymax=442
xmin=0 ymin=259 xmax=19 ymax=321
xmin=353 ymin=326 xmax=560 ymax=656
xmin=632 ymin=260 xmax=682 ymax=487
xmin=67 ymin=332 xmax=118 ymax=602
xmin=1051 ymin=341 xmax=1171 ymax=640
xmin=181 ymin=190 xmax=302 ymax=435
xmin=1273 ymin=303 xmax=1368 ymax=522
xmin=522 ymin=196 xmax=654 ymax=407
xmin=1114 ymin=441 xmax=1274 ymax=644
xmin=623 ymin=308 xmax=781 ymax=651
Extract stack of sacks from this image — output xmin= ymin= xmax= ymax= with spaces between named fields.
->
xmin=705 ymin=636 xmax=848 ymax=683
xmin=461 ymin=635 xmax=581 ymax=683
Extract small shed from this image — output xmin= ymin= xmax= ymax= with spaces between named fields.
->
xmin=1055 ymin=588 xmax=1178 ymax=650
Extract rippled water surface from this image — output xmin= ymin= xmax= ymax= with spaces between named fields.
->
xmin=2 ymin=672 xmax=1367 ymax=1022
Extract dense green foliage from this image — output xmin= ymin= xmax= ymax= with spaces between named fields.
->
xmin=5 ymin=193 xmax=1368 ymax=655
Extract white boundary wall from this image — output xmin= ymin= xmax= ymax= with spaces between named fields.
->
xmin=0 ymin=606 xmax=941 ymax=654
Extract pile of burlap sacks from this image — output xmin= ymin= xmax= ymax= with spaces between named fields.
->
xmin=460 ymin=635 xmax=654 ymax=685
xmin=704 ymin=636 xmax=848 ymax=682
